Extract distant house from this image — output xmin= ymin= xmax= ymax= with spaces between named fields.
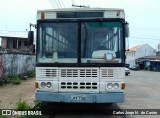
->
xmin=135 ymin=56 xmax=160 ymax=71
xmin=0 ymin=32 xmax=34 ymax=53
xmin=126 ymin=44 xmax=156 ymax=68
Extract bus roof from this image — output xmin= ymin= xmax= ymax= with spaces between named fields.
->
xmin=37 ymin=8 xmax=124 ymax=12
xmin=37 ymin=8 xmax=125 ymax=20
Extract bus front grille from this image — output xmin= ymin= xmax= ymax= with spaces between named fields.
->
xmin=60 ymin=68 xmax=98 ymax=78
xmin=60 ymin=82 xmax=98 ymax=90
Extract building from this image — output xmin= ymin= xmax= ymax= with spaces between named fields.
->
xmin=126 ymin=44 xmax=156 ymax=68
xmin=0 ymin=32 xmax=34 ymax=53
xmin=135 ymin=55 xmax=160 ymax=70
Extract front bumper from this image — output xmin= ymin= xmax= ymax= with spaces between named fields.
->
xmin=35 ymin=91 xmax=124 ymax=103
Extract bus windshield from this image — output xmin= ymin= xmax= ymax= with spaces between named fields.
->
xmin=37 ymin=21 xmax=123 ymax=63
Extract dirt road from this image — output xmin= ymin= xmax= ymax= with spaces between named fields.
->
xmin=0 ymin=79 xmax=35 ymax=109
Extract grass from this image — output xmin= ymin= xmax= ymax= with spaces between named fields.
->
xmin=0 ymin=70 xmax=35 ymax=86
xmin=26 ymin=70 xmax=35 ymax=78
xmin=33 ymin=101 xmax=42 ymax=110
xmin=0 ymin=116 xmax=8 ymax=118
xmin=16 ymin=99 xmax=31 ymax=110
xmin=10 ymin=75 xmax=22 ymax=85
xmin=15 ymin=100 xmax=43 ymax=118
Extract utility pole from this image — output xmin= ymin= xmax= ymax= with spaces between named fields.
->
xmin=29 ymin=23 xmax=36 ymax=31
xmin=72 ymin=4 xmax=89 ymax=8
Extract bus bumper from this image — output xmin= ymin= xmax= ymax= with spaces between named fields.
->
xmin=35 ymin=91 xmax=124 ymax=103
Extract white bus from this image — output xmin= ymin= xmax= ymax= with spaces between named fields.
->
xmin=30 ymin=8 xmax=129 ymax=103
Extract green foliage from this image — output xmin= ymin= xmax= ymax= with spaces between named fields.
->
xmin=0 ymin=115 xmax=8 ymax=118
xmin=33 ymin=101 xmax=42 ymax=110
xmin=0 ymin=76 xmax=11 ymax=85
xmin=15 ymin=100 xmax=43 ymax=118
xmin=16 ymin=99 xmax=31 ymax=110
xmin=26 ymin=70 xmax=35 ymax=78
xmin=18 ymin=74 xmax=24 ymax=80
xmin=10 ymin=75 xmax=21 ymax=85
xmin=0 ymin=69 xmax=35 ymax=86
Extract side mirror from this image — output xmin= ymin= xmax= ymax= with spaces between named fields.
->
xmin=125 ymin=22 xmax=129 ymax=38
xmin=28 ymin=31 xmax=34 ymax=45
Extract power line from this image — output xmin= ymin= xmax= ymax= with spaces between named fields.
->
xmin=48 ymin=0 xmax=55 ymax=8
xmin=71 ymin=0 xmax=75 ymax=5
xmin=130 ymin=37 xmax=160 ymax=40
xmin=56 ymin=0 xmax=62 ymax=8
xmin=50 ymin=0 xmax=60 ymax=8
xmin=131 ymin=28 xmax=160 ymax=30
xmin=60 ymin=0 xmax=65 ymax=8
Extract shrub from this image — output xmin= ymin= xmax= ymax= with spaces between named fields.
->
xmin=10 ymin=75 xmax=21 ymax=85
xmin=16 ymin=99 xmax=30 ymax=110
xmin=0 ymin=76 xmax=11 ymax=85
xmin=27 ymin=70 xmax=35 ymax=78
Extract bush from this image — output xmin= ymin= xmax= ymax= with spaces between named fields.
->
xmin=0 ymin=70 xmax=35 ymax=86
xmin=0 ymin=76 xmax=11 ymax=85
xmin=16 ymin=99 xmax=31 ymax=110
xmin=26 ymin=70 xmax=35 ymax=78
xmin=10 ymin=75 xmax=21 ymax=85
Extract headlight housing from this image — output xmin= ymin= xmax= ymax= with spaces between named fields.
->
xmin=107 ymin=83 xmax=113 ymax=89
xmin=46 ymin=82 xmax=52 ymax=88
xmin=40 ymin=82 xmax=52 ymax=88
xmin=41 ymin=82 xmax=46 ymax=88
xmin=106 ymin=83 xmax=120 ymax=89
xmin=113 ymin=83 xmax=119 ymax=89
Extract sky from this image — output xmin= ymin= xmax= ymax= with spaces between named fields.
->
xmin=0 ymin=0 xmax=160 ymax=49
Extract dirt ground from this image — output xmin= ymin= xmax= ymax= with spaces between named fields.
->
xmin=0 ymin=79 xmax=35 ymax=109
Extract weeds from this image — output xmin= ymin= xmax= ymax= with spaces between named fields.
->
xmin=0 ymin=70 xmax=35 ymax=86
xmin=16 ymin=99 xmax=31 ymax=110
xmin=26 ymin=70 xmax=35 ymax=78
xmin=0 ymin=76 xmax=11 ymax=85
xmin=0 ymin=115 xmax=8 ymax=118
xmin=33 ymin=101 xmax=42 ymax=110
xmin=10 ymin=75 xmax=21 ymax=85
xmin=15 ymin=100 xmax=43 ymax=118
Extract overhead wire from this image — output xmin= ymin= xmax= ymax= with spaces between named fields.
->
xmin=60 ymin=0 xmax=65 ymax=8
xmin=56 ymin=0 xmax=62 ymax=8
xmin=130 ymin=37 xmax=160 ymax=40
xmin=50 ymin=0 xmax=60 ymax=8
xmin=48 ymin=0 xmax=55 ymax=8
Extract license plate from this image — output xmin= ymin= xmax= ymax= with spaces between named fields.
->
xmin=71 ymin=95 xmax=87 ymax=101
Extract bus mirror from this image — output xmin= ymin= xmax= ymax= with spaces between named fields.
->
xmin=28 ymin=31 xmax=34 ymax=45
xmin=125 ymin=22 xmax=129 ymax=38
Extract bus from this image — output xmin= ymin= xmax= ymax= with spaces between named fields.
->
xmin=29 ymin=8 xmax=129 ymax=103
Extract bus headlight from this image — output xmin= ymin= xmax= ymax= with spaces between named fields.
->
xmin=41 ymin=82 xmax=46 ymax=88
xmin=40 ymin=82 xmax=52 ymax=88
xmin=107 ymin=83 xmax=113 ymax=89
xmin=113 ymin=83 xmax=119 ymax=89
xmin=46 ymin=82 xmax=52 ymax=88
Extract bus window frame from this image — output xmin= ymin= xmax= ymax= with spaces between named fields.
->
xmin=36 ymin=18 xmax=126 ymax=67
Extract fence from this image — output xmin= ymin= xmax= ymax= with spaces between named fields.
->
xmin=0 ymin=53 xmax=36 ymax=78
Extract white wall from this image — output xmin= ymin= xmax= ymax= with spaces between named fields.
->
xmin=135 ymin=44 xmax=156 ymax=59
xmin=126 ymin=51 xmax=136 ymax=68
xmin=126 ymin=44 xmax=156 ymax=68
